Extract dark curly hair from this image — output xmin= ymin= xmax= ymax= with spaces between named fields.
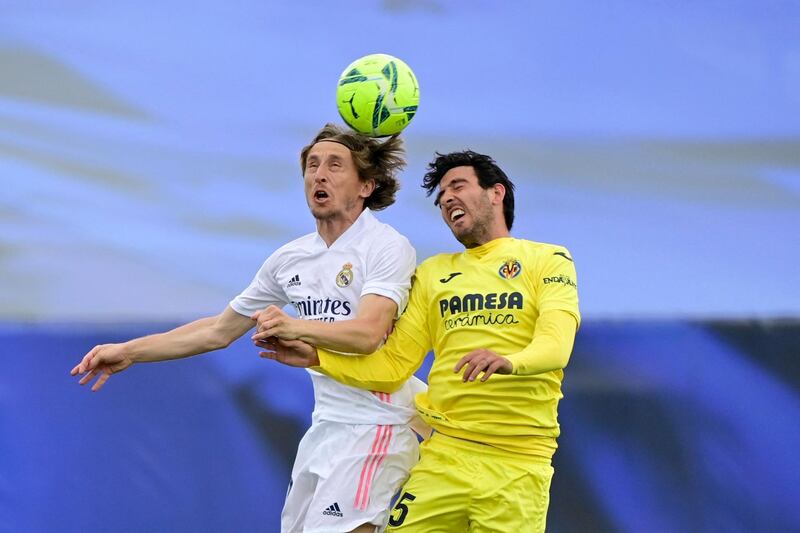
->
xmin=422 ymin=150 xmax=515 ymax=230
xmin=300 ymin=123 xmax=405 ymax=211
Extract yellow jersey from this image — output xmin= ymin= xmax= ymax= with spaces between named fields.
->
xmin=317 ymin=237 xmax=580 ymax=459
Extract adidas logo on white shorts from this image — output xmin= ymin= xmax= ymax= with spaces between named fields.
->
xmin=323 ymin=502 xmax=343 ymax=517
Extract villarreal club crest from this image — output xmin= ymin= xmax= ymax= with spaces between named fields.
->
xmin=498 ymin=259 xmax=522 ymax=280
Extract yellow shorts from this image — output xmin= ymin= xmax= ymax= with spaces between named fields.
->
xmin=385 ymin=432 xmax=554 ymax=533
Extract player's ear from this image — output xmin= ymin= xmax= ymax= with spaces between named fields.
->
xmin=491 ymin=183 xmax=505 ymax=205
xmin=360 ymin=178 xmax=376 ymax=199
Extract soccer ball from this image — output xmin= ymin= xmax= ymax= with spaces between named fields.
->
xmin=336 ymin=53 xmax=419 ymax=137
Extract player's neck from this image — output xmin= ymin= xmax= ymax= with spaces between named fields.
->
xmin=461 ymin=217 xmax=510 ymax=249
xmin=463 ymin=231 xmax=510 ymax=248
xmin=315 ymin=210 xmax=362 ymax=247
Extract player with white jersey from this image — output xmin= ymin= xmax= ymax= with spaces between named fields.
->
xmin=234 ymin=208 xmax=426 ymax=532
xmin=72 ymin=123 xmax=427 ymax=533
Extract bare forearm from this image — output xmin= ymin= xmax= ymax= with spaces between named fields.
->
xmin=126 ymin=316 xmax=242 ymax=363
xmin=294 ymin=318 xmax=384 ymax=354
xmin=253 ymin=295 xmax=397 ymax=354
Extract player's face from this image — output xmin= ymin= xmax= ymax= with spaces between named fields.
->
xmin=303 ymin=141 xmax=374 ymax=221
xmin=436 ymin=166 xmax=498 ymax=248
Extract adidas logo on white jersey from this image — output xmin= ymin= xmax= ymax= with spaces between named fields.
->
xmin=286 ymin=274 xmax=301 ymax=288
xmin=322 ymin=502 xmax=343 ymax=517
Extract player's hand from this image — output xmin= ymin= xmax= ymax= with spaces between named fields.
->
xmin=454 ymin=349 xmax=512 ymax=382
xmin=70 ymin=343 xmax=135 ymax=392
xmin=251 ymin=305 xmax=303 ymax=342
xmin=257 ymin=336 xmax=320 ymax=368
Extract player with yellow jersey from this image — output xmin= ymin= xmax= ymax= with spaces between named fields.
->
xmin=257 ymin=150 xmax=580 ymax=533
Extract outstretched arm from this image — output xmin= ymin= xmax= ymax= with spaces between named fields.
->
xmin=260 ymin=275 xmax=432 ymax=393
xmin=260 ymin=258 xmax=432 ymax=393
xmin=251 ymin=294 xmax=397 ymax=354
xmin=71 ymin=306 xmax=255 ymax=391
xmin=259 ymin=318 xmax=429 ymax=394
xmin=309 ymin=278 xmax=432 ymax=394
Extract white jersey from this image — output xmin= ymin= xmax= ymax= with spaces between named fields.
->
xmin=231 ymin=208 xmax=421 ymax=425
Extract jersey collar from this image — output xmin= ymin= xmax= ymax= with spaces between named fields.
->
xmin=312 ymin=208 xmax=375 ymax=250
xmin=464 ymin=236 xmax=515 ymax=260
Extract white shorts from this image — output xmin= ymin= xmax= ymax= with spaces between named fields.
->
xmin=281 ymin=420 xmax=420 ymax=533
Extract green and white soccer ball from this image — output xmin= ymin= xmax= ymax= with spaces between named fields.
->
xmin=336 ymin=53 xmax=420 ymax=137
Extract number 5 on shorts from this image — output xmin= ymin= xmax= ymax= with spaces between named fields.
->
xmin=388 ymin=491 xmax=416 ymax=527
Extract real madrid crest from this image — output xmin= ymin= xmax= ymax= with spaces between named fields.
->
xmin=336 ymin=262 xmax=354 ymax=287
xmin=498 ymin=259 xmax=522 ymax=279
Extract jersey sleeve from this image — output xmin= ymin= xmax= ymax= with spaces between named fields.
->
xmin=505 ymin=309 xmax=577 ymax=375
xmin=361 ymin=234 xmax=416 ymax=318
xmin=316 ymin=266 xmax=433 ymax=393
xmin=229 ymin=252 xmax=288 ymax=317
xmin=535 ymin=246 xmax=581 ymax=328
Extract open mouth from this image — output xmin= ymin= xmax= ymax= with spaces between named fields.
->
xmin=314 ymin=190 xmax=329 ymax=201
xmin=450 ymin=208 xmax=465 ymax=222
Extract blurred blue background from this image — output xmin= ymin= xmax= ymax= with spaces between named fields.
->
xmin=1 ymin=1 xmax=799 ymax=532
